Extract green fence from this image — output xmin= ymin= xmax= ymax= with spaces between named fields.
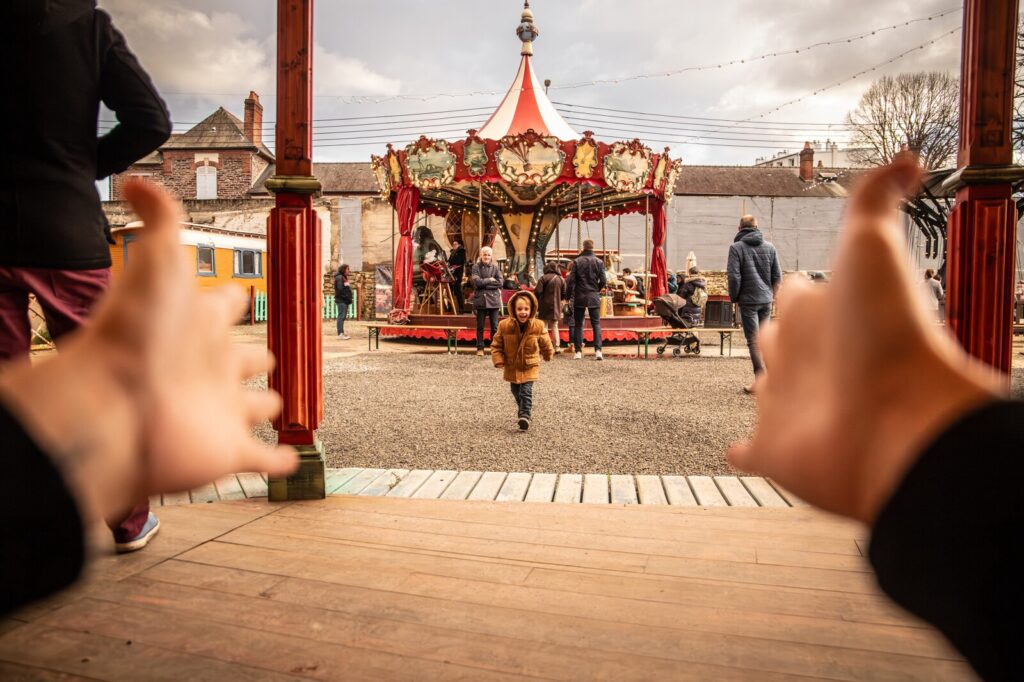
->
xmin=252 ymin=290 xmax=357 ymax=323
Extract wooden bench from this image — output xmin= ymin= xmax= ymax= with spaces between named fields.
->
xmin=364 ymin=322 xmax=466 ymax=354
xmin=625 ymin=326 xmax=737 ymax=359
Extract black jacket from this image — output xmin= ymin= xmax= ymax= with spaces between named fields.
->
xmin=334 ymin=272 xmax=353 ymax=304
xmin=678 ymin=276 xmax=707 ymax=325
xmin=727 ymin=229 xmax=782 ymax=306
xmin=567 ymin=250 xmax=607 ymax=308
xmin=470 ymin=261 xmax=503 ymax=310
xmin=447 ymin=246 xmax=466 ymax=280
xmin=0 ymin=1 xmax=172 ymax=269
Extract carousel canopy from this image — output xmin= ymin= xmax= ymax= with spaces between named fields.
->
xmin=375 ymin=1 xmax=681 ymax=320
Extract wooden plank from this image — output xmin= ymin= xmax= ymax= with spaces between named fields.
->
xmin=714 ymin=476 xmax=758 ymax=507
xmin=495 ymin=473 xmax=532 ymax=502
xmin=772 ymin=482 xmax=811 ymax=507
xmin=661 ymin=476 xmax=697 ymax=506
xmin=688 ymin=476 xmax=728 ymax=506
xmin=468 ymin=472 xmax=507 ymax=501
xmin=386 ymin=469 xmax=433 ymax=497
xmin=741 ymin=477 xmax=789 ymax=507
xmin=412 ymin=469 xmax=458 ymax=499
xmin=358 ymin=469 xmax=410 ymax=497
xmin=609 ymin=475 xmax=639 ymax=505
xmin=235 ymin=472 xmax=268 ymax=498
xmin=333 ymin=468 xmax=386 ymax=495
xmin=524 ymin=473 xmax=557 ymax=502
xmin=553 ymin=474 xmax=583 ymax=503
xmin=214 ymin=475 xmax=246 ymax=501
xmin=635 ymin=475 xmax=667 ymax=505
xmin=161 ymin=491 xmax=190 ymax=506
xmin=440 ymin=471 xmax=483 ymax=500
xmin=324 ymin=467 xmax=363 ymax=494
xmin=582 ymin=474 xmax=609 ymax=504
xmin=189 ymin=482 xmax=219 ymax=504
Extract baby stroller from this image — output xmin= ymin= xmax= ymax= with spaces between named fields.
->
xmin=652 ymin=293 xmax=701 ymax=357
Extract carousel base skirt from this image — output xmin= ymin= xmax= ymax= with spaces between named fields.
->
xmin=379 ymin=313 xmax=666 ymax=343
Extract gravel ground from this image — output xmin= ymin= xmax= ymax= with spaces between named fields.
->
xmin=254 ymin=350 xmax=760 ymax=475
xmin=250 ymin=332 xmax=1024 ymax=475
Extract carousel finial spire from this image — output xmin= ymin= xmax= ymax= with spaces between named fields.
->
xmin=517 ymin=0 xmax=539 ymax=56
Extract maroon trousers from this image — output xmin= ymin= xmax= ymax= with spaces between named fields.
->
xmin=0 ymin=267 xmax=149 ymax=542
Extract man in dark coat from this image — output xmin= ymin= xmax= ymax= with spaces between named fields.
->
xmin=447 ymin=238 xmax=467 ymax=313
xmin=0 ymin=0 xmax=172 ymax=552
xmin=727 ymin=214 xmax=782 ymax=391
xmin=566 ymin=239 xmax=608 ymax=360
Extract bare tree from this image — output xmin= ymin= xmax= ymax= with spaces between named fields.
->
xmin=846 ymin=72 xmax=959 ymax=170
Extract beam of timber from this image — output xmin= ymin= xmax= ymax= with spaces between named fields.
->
xmin=267 ymin=0 xmax=325 ymax=499
xmin=944 ymin=0 xmax=1022 ymax=375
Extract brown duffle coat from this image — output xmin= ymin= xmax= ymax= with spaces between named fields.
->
xmin=491 ymin=290 xmax=555 ymax=384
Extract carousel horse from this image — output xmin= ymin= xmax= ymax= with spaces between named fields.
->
xmin=418 ymin=251 xmax=457 ymax=315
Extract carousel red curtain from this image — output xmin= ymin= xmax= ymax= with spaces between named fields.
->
xmin=388 ymin=186 xmax=420 ymax=323
xmin=649 ymin=199 xmax=668 ymax=300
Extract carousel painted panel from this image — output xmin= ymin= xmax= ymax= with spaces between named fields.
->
xmin=496 ymin=131 xmax=565 ymax=187
xmin=603 ymin=140 xmax=653 ymax=193
xmin=404 ymin=138 xmax=456 ymax=190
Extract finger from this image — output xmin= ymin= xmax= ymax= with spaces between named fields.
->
xmin=845 ymin=155 xmax=922 ymax=224
xmin=235 ymin=345 xmax=275 ymax=380
xmin=122 ymin=181 xmax=187 ymax=272
xmin=726 ymin=440 xmax=759 ymax=474
xmin=200 ymin=285 xmax=250 ymax=330
xmin=239 ymin=441 xmax=300 ymax=478
xmin=242 ymin=389 xmax=283 ymax=425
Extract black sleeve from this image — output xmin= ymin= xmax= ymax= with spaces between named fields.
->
xmin=0 ymin=405 xmax=85 ymax=617
xmin=869 ymin=400 xmax=1024 ymax=682
xmin=95 ymin=10 xmax=172 ymax=179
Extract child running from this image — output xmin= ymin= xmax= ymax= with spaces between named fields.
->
xmin=491 ymin=290 xmax=554 ymax=430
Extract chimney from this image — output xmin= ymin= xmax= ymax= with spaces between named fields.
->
xmin=244 ymin=91 xmax=263 ymax=146
xmin=799 ymin=141 xmax=814 ymax=182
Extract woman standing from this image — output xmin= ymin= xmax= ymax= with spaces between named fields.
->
xmin=534 ymin=261 xmax=565 ymax=351
xmin=334 ymin=264 xmax=353 ymax=340
xmin=470 ymin=246 xmax=502 ymax=357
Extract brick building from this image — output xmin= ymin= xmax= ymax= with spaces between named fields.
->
xmin=110 ymin=92 xmax=273 ymax=201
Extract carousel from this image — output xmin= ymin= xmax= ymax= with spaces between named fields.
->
xmin=371 ymin=1 xmax=682 ymax=342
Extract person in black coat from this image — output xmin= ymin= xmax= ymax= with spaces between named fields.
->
xmin=566 ymin=240 xmax=608 ymax=360
xmin=447 ymin=238 xmax=467 ymax=313
xmin=333 ymin=264 xmax=354 ymax=339
xmin=677 ymin=267 xmax=707 ymax=327
xmin=727 ymin=214 xmax=782 ymax=390
xmin=0 ymin=0 xmax=172 ymax=554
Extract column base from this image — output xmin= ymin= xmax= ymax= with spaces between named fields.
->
xmin=268 ymin=440 xmax=326 ymax=501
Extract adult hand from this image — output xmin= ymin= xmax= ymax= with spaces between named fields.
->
xmin=0 ymin=181 xmax=297 ymax=524
xmin=727 ymin=157 xmax=1002 ymax=524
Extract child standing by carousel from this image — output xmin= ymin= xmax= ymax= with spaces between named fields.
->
xmin=491 ymin=290 xmax=554 ymax=430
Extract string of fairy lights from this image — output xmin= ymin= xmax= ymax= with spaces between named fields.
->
xmin=95 ymin=8 xmax=963 ymax=155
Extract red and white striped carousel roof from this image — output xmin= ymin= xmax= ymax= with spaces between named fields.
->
xmin=477 ymin=54 xmax=578 ymax=141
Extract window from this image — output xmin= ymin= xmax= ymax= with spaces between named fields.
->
xmin=196 ymin=166 xmax=217 ymax=200
xmin=233 ymin=248 xmax=262 ymax=278
xmin=196 ymin=245 xmax=216 ymax=276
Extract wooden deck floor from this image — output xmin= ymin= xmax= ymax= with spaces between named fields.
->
xmin=159 ymin=469 xmax=805 ymax=507
xmin=0 ymin=496 xmax=974 ymax=681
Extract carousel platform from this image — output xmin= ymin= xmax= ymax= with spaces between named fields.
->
xmin=383 ymin=313 xmax=666 ymax=344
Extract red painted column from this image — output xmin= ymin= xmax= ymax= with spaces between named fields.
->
xmin=944 ymin=0 xmax=1022 ymax=376
xmin=266 ymin=0 xmax=325 ymax=500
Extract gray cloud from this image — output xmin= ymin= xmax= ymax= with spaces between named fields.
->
xmin=98 ymin=0 xmax=969 ymax=165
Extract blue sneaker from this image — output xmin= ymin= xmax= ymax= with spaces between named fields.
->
xmin=115 ymin=512 xmax=160 ymax=553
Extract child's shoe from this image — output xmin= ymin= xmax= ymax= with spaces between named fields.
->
xmin=594 ymin=350 xmax=604 ymax=361
xmin=518 ymin=417 xmax=530 ymax=431
xmin=573 ymin=352 xmax=582 ymax=360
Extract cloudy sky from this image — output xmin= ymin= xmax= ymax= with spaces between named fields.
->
xmin=97 ymin=0 xmax=964 ymax=166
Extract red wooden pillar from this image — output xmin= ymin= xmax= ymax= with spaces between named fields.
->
xmin=266 ymin=0 xmax=325 ymax=500
xmin=944 ymin=0 xmax=1023 ymax=376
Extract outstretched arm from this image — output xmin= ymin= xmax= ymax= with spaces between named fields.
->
xmin=726 ymin=157 xmax=1011 ymax=679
